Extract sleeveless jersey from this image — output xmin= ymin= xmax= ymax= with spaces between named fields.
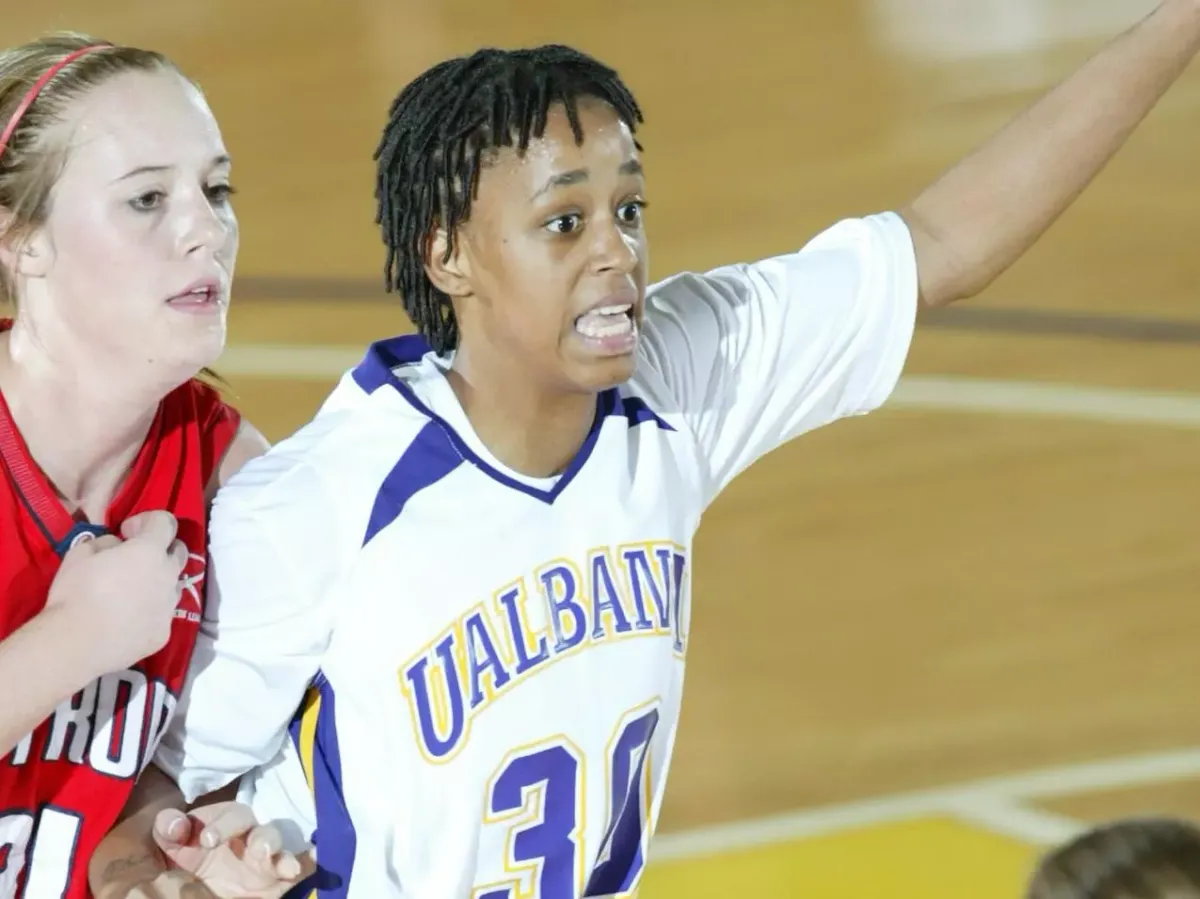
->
xmin=0 ymin=320 xmax=240 ymax=899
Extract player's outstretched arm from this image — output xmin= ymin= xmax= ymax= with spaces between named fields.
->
xmin=900 ymin=0 xmax=1200 ymax=309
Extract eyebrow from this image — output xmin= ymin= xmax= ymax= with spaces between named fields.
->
xmin=112 ymin=154 xmax=232 ymax=183
xmin=531 ymin=157 xmax=644 ymax=199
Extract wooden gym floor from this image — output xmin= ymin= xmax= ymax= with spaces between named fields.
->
xmin=8 ymin=0 xmax=1200 ymax=895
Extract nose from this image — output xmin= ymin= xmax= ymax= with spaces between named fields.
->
xmin=590 ymin=216 xmax=640 ymax=276
xmin=174 ymin=190 xmax=232 ymax=258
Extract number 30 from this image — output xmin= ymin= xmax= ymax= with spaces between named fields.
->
xmin=475 ymin=703 xmax=660 ymax=899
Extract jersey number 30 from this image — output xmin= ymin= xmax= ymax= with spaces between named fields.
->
xmin=475 ymin=703 xmax=660 ymax=899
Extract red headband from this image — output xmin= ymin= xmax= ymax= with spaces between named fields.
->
xmin=0 ymin=44 xmax=111 ymax=162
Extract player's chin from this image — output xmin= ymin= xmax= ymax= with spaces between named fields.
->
xmin=565 ymin=352 xmax=638 ymax=393
xmin=563 ymin=328 xmax=639 ymax=390
xmin=162 ymin=319 xmax=228 ymax=375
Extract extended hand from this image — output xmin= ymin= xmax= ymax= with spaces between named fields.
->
xmin=152 ymin=801 xmax=312 ymax=899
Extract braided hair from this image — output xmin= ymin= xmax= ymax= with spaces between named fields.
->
xmin=373 ymin=45 xmax=644 ymax=354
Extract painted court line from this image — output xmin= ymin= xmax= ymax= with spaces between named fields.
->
xmin=218 ymin=342 xmax=1200 ymax=429
xmin=892 ymin=377 xmax=1200 ymax=429
xmin=217 ymin=343 xmax=362 ymax=378
xmin=649 ymin=747 xmax=1200 ymax=862
xmin=946 ymin=796 xmax=1086 ymax=845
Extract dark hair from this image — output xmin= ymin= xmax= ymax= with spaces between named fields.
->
xmin=373 ymin=44 xmax=644 ymax=355
xmin=1027 ymin=818 xmax=1200 ymax=899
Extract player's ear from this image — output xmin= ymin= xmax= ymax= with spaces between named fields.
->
xmin=424 ymin=227 xmax=472 ymax=299
xmin=0 ymin=210 xmax=52 ymax=281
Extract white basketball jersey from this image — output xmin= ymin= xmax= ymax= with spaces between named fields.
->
xmin=156 ymin=211 xmax=918 ymax=898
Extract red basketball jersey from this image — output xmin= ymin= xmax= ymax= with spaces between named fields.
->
xmin=0 ymin=324 xmax=240 ymax=898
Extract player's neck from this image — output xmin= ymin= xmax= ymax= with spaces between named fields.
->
xmin=445 ymin=355 xmax=595 ymax=479
xmin=0 ymin=326 xmax=173 ymax=519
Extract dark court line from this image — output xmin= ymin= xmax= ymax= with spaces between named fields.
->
xmin=234 ymin=275 xmax=1200 ymax=346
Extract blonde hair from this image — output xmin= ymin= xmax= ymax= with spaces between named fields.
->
xmin=0 ymin=33 xmax=226 ymax=388
xmin=0 ymin=32 xmax=178 ymax=303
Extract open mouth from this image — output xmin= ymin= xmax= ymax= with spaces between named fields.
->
xmin=167 ymin=285 xmax=219 ymax=307
xmin=575 ymin=303 xmax=635 ymax=339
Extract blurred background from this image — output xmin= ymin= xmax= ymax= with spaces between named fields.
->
xmin=6 ymin=0 xmax=1200 ymax=895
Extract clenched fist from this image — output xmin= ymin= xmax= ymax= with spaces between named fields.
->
xmin=46 ymin=510 xmax=190 ymax=679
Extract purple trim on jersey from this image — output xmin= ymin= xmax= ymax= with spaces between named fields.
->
xmin=362 ymin=421 xmax=462 ymax=547
xmin=349 ymin=333 xmax=426 ymax=395
xmin=285 ymin=675 xmax=356 ymax=899
xmin=350 ymin=335 xmax=674 ymax=508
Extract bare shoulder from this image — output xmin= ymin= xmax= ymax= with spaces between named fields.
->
xmin=206 ymin=420 xmax=271 ymax=502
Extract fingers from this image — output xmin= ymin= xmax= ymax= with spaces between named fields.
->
xmin=245 ymin=822 xmax=281 ymax=858
xmin=121 ymin=510 xmax=178 ymax=545
xmin=244 ymin=825 xmax=304 ymax=881
xmin=153 ymin=808 xmax=194 ymax=848
xmin=195 ymin=802 xmax=259 ymax=848
xmin=291 ymin=846 xmax=318 ymax=882
xmin=168 ymin=539 xmax=189 ymax=572
xmin=62 ymin=532 xmax=120 ymax=560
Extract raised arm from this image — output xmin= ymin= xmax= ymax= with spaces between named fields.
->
xmin=902 ymin=0 xmax=1200 ymax=307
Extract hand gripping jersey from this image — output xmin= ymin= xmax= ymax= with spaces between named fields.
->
xmin=0 ymin=327 xmax=240 ymax=899
xmin=157 ymin=212 xmax=918 ymax=898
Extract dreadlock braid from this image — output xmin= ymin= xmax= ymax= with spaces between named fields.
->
xmin=373 ymin=44 xmax=644 ymax=355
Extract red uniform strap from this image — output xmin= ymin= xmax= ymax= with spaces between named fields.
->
xmin=190 ymin=379 xmax=243 ymax=486
xmin=0 ymin=385 xmax=79 ymax=544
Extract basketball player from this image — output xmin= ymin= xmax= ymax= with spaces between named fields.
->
xmin=1027 ymin=817 xmax=1200 ymax=898
xmin=144 ymin=0 xmax=1200 ymax=895
xmin=0 ymin=34 xmax=303 ymax=899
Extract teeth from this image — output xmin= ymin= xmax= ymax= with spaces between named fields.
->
xmin=576 ymin=311 xmax=635 ymax=339
xmin=592 ymin=304 xmax=631 ymax=316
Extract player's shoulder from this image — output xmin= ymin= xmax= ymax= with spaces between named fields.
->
xmin=154 ymin=377 xmax=243 ymax=485
xmin=644 ymin=211 xmax=913 ymax=308
xmin=213 ymin=335 xmax=441 ymax=524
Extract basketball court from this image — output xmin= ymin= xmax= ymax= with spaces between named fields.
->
xmin=7 ymin=0 xmax=1200 ymax=894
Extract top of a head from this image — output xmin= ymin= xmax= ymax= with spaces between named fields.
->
xmin=0 ymin=32 xmax=175 ymax=304
xmin=372 ymin=44 xmax=645 ymax=355
xmin=1027 ymin=818 xmax=1200 ymax=899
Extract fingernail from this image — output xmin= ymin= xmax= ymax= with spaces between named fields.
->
xmin=167 ymin=816 xmax=188 ymax=840
xmin=200 ymin=828 xmax=220 ymax=849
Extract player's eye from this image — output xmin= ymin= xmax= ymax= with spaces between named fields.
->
xmin=129 ymin=190 xmax=165 ymax=212
xmin=546 ymin=213 xmax=583 ymax=235
xmin=206 ymin=183 xmax=237 ymax=205
xmin=617 ymin=200 xmax=647 ymax=227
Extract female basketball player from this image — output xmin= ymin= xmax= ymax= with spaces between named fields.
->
xmin=0 ymin=33 xmax=303 ymax=899
xmin=1027 ymin=817 xmax=1200 ymax=898
xmin=138 ymin=0 xmax=1200 ymax=895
